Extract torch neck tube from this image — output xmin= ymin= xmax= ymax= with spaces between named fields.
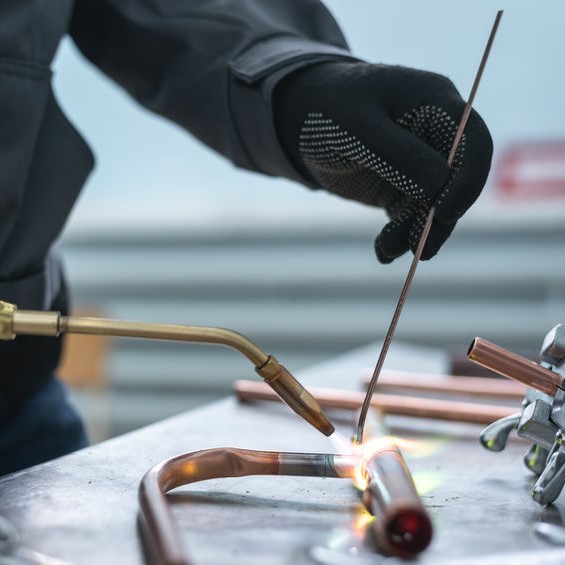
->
xmin=12 ymin=310 xmax=268 ymax=367
xmin=4 ymin=302 xmax=334 ymax=437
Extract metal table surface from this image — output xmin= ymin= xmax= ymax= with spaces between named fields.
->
xmin=1 ymin=343 xmax=565 ymax=565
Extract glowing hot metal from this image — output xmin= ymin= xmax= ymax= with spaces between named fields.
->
xmin=352 ymin=410 xmax=432 ymax=556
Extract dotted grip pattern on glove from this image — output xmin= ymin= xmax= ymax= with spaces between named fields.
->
xmin=299 ymin=108 xmax=465 ymax=263
xmin=273 ymin=62 xmax=493 ymax=263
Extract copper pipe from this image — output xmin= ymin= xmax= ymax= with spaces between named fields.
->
xmin=138 ymin=448 xmax=356 ymax=565
xmin=362 ymin=370 xmax=525 ymax=400
xmin=138 ymin=440 xmax=432 ymax=563
xmin=359 ymin=410 xmax=432 ymax=557
xmin=0 ymin=300 xmax=334 ymax=436
xmin=468 ymin=338 xmax=564 ymax=396
xmin=139 ymin=394 xmax=436 ymax=561
xmin=234 ymin=380 xmax=517 ymax=425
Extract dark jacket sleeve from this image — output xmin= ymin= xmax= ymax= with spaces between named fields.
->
xmin=69 ymin=0 xmax=361 ymax=185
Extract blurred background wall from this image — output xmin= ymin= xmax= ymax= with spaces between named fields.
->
xmin=51 ymin=1 xmax=565 ymax=439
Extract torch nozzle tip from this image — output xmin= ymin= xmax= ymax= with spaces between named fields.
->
xmin=311 ymin=412 xmax=335 ymax=437
xmin=257 ymin=358 xmax=335 ymax=436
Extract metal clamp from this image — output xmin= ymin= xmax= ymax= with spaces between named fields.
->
xmin=469 ymin=325 xmax=565 ymax=505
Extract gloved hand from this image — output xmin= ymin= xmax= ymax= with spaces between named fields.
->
xmin=274 ymin=61 xmax=493 ymax=263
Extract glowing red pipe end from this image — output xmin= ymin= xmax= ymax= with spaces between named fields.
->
xmin=360 ymin=444 xmax=433 ymax=557
xmin=385 ymin=506 xmax=433 ymax=556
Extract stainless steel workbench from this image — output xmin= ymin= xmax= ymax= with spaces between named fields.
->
xmin=1 ymin=343 xmax=564 ymax=564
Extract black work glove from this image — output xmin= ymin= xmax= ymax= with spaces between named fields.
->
xmin=274 ymin=62 xmax=493 ymax=263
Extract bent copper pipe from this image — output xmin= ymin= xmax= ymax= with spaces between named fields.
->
xmin=139 ymin=440 xmax=433 ymax=564
xmin=234 ymin=380 xmax=517 ymax=425
xmin=0 ymin=300 xmax=333 ymax=436
xmin=138 ymin=448 xmax=356 ymax=565
xmin=468 ymin=338 xmax=565 ymax=396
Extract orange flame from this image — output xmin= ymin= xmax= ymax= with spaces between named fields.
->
xmin=330 ymin=431 xmax=442 ymax=490
xmin=353 ymin=436 xmax=400 ymax=489
xmin=331 ymin=432 xmax=400 ymax=489
xmin=352 ymin=509 xmax=375 ymax=536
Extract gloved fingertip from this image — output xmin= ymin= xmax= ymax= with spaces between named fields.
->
xmin=374 ymin=232 xmax=410 ymax=264
xmin=374 ymin=241 xmax=395 ymax=264
xmin=419 ymin=244 xmax=440 ymax=261
xmin=375 ymin=209 xmax=415 ymax=264
xmin=419 ymin=232 xmax=442 ymax=261
xmin=409 ymin=219 xmax=456 ymax=261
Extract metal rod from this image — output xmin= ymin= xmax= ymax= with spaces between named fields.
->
xmin=361 ymin=369 xmax=525 ymax=400
xmin=355 ymin=10 xmax=504 ymax=444
xmin=468 ymin=337 xmax=564 ymax=396
xmin=0 ymin=301 xmax=334 ymax=436
xmin=356 ymin=206 xmax=434 ymax=443
xmin=234 ymin=380 xmax=517 ymax=425
xmin=446 ymin=10 xmax=503 ymax=167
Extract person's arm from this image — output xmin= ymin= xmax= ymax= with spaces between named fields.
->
xmin=70 ymin=0 xmax=492 ymax=263
xmin=0 ymin=2 xmax=95 ymax=411
xmin=69 ymin=0 xmax=361 ymax=185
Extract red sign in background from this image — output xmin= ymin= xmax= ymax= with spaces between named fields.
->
xmin=494 ymin=141 xmax=565 ymax=199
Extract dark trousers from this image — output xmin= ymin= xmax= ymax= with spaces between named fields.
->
xmin=0 ymin=376 xmax=88 ymax=476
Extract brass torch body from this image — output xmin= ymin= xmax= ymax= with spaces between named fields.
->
xmin=0 ymin=301 xmax=334 ymax=436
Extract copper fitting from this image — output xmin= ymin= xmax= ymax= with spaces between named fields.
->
xmin=359 ymin=410 xmax=432 ymax=557
xmin=362 ymin=447 xmax=432 ymax=557
xmin=468 ymin=338 xmax=564 ymax=396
